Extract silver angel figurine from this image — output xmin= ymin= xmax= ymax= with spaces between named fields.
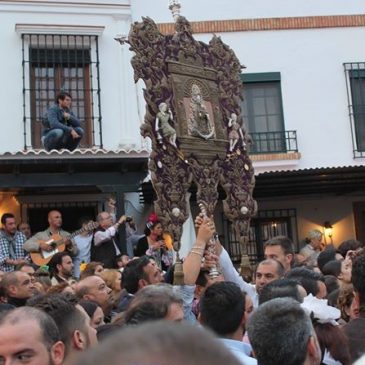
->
xmin=156 ymin=102 xmax=177 ymax=147
xmin=228 ymin=113 xmax=245 ymax=152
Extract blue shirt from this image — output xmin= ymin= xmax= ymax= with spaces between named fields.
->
xmin=174 ymin=285 xmax=196 ymax=324
xmin=219 ymin=338 xmax=257 ymax=365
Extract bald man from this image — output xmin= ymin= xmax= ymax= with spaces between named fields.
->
xmin=75 ymin=275 xmax=113 ymax=317
xmin=24 ymin=210 xmax=78 ymax=257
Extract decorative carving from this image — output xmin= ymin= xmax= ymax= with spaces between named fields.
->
xmin=148 ymin=146 xmax=191 ymax=252
xmin=124 ymin=14 xmax=257 ymax=258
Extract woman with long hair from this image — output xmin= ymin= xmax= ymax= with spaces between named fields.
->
xmin=100 ymin=269 xmax=122 ymax=306
xmin=337 ymin=284 xmax=360 ymax=324
xmin=134 ymin=213 xmax=173 ymax=271
xmin=80 ymin=261 xmax=104 ymax=280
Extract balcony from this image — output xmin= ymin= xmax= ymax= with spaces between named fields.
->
xmin=248 ymin=130 xmax=298 ymax=154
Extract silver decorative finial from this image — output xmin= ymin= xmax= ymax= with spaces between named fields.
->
xmin=168 ymin=0 xmax=181 ymax=22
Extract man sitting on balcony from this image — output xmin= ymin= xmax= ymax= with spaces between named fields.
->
xmin=42 ymin=92 xmax=84 ymax=151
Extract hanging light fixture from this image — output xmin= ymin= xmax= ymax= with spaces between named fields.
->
xmin=323 ymin=221 xmax=333 ymax=244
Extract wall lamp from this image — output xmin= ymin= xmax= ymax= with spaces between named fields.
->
xmin=323 ymin=221 xmax=333 ymax=244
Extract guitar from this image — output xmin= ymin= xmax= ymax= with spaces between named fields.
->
xmin=30 ymin=221 xmax=99 ymax=266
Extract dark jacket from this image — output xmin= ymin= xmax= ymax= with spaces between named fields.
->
xmin=134 ymin=235 xmax=148 ymax=257
xmin=7 ymin=296 xmax=27 ymax=308
xmin=43 ymin=105 xmax=81 ymax=134
xmin=91 ymin=228 xmax=124 ymax=269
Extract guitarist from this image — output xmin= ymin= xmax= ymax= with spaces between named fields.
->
xmin=24 ymin=210 xmax=78 ymax=260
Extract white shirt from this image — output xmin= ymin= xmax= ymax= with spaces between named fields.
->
xmin=219 ymin=248 xmax=259 ymax=308
xmin=94 ymin=226 xmax=121 ymax=256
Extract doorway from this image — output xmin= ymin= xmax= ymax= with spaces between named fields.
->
xmin=353 ymin=202 xmax=365 ymax=244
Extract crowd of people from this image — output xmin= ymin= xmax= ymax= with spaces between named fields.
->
xmin=0 ymin=208 xmax=365 ymax=365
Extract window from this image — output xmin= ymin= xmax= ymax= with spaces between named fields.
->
xmin=241 ymin=72 xmax=297 ymax=154
xmin=222 ymin=209 xmax=298 ymax=264
xmin=344 ymin=63 xmax=365 ymax=158
xmin=21 ymin=34 xmax=102 ymax=150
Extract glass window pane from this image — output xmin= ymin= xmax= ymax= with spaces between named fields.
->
xmin=267 ymin=115 xmax=282 ymax=131
xmin=266 ymin=96 xmax=281 ymax=114
xmin=253 ymin=116 xmax=268 ymax=132
xmin=251 ymin=86 xmax=265 ymax=98
xmin=350 ymin=75 xmax=365 ymax=151
xmin=252 ymin=97 xmax=266 ymax=115
xmin=263 ymin=84 xmax=279 ymax=98
xmin=242 ymin=80 xmax=284 ymax=134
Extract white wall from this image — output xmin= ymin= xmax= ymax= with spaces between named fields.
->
xmin=131 ymin=0 xmax=365 ymax=22
xmin=0 ymin=0 xmax=143 ymax=153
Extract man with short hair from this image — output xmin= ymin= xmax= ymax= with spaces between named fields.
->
xmin=200 ymin=281 xmax=257 ymax=365
xmin=75 ymin=275 xmax=113 ymax=317
xmin=344 ymin=253 xmax=365 ymax=363
xmin=24 ymin=210 xmax=77 ymax=257
xmin=286 ymin=267 xmax=327 ymax=299
xmin=219 ymin=255 xmax=284 ymax=308
xmin=255 ymin=259 xmax=285 ymax=295
xmin=49 ymin=252 xmax=75 ymax=285
xmin=317 ymin=246 xmax=343 ymax=273
xmin=18 ymin=222 xmax=32 ymax=239
xmin=247 ymin=297 xmax=321 ymax=365
xmin=16 ymin=262 xmax=36 ymax=277
xmin=42 ymin=91 xmax=84 ymax=151
xmin=28 ymin=293 xmax=97 ymax=360
xmin=259 ymin=278 xmax=306 ymax=305
xmin=264 ymin=235 xmax=295 ymax=273
xmin=122 ymin=256 xmax=164 ymax=294
xmin=1 ymin=271 xmax=35 ymax=307
xmin=0 ymin=306 xmax=65 ymax=365
xmin=117 ymin=256 xmax=165 ymax=312
xmin=0 ymin=213 xmax=28 ymax=272
xmin=91 ymin=212 xmax=126 ymax=268
xmin=16 ymin=262 xmax=40 ymax=288
xmin=122 ymin=284 xmax=184 ymax=325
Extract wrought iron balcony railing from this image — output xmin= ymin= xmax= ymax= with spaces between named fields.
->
xmin=248 ymin=130 xmax=298 ymax=154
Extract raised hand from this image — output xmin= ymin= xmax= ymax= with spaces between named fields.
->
xmin=196 ymin=218 xmax=215 ymax=245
